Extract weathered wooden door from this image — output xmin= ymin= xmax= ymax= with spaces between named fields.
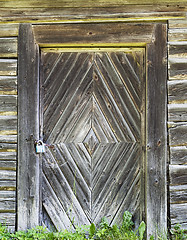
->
xmin=18 ymin=23 xmax=167 ymax=237
xmin=40 ymin=50 xmax=145 ymax=229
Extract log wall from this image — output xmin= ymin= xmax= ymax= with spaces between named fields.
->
xmin=0 ymin=4 xmax=186 ymax=232
xmin=168 ymin=18 xmax=187 ymax=230
xmin=0 ymin=24 xmax=18 ymax=231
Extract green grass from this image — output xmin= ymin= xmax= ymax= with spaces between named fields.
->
xmin=0 ymin=211 xmax=186 ymax=240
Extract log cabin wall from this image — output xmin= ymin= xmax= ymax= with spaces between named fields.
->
xmin=0 ymin=1 xmax=187 ymax=232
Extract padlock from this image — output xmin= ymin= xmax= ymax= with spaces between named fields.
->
xmin=35 ymin=140 xmax=46 ymax=153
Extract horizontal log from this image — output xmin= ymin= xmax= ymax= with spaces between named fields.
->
xmin=170 ymin=185 xmax=187 ymax=204
xmin=33 ymin=23 xmax=155 ymax=46
xmin=0 ymin=59 xmax=17 ymax=76
xmin=168 ymin=104 xmax=187 ymax=121
xmin=0 ymin=170 xmax=16 ymax=180
xmin=0 ymin=95 xmax=17 ymax=112
xmin=0 ymin=24 xmax=18 ymax=37
xmin=0 ymin=160 xmax=16 ymax=170
xmin=0 ymin=76 xmax=17 ymax=94
xmin=0 ymin=212 xmax=15 ymax=226
xmin=169 ymin=165 xmax=187 ymax=185
xmin=169 ymin=29 xmax=187 ymax=42
xmin=0 ymin=180 xmax=16 ymax=190
xmin=170 ymin=146 xmax=187 ymax=164
xmin=169 ymin=19 xmax=187 ymax=29
xmin=168 ymin=80 xmax=187 ymax=103
xmin=168 ymin=122 xmax=187 ymax=146
xmin=168 ymin=58 xmax=187 ymax=80
xmin=0 ymin=116 xmax=17 ymax=131
xmin=170 ymin=203 xmax=187 ymax=227
xmin=0 ymin=135 xmax=17 ymax=143
xmin=0 ymin=1 xmax=187 ymax=8
xmin=0 ymin=38 xmax=17 ymax=57
xmin=0 ymin=197 xmax=15 ymax=212
xmin=0 ymin=143 xmax=17 ymax=150
xmin=169 ymin=42 xmax=187 ymax=58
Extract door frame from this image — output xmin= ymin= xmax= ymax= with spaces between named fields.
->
xmin=17 ymin=22 xmax=167 ymax=238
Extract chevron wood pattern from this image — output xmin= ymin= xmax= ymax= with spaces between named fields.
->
xmin=41 ymin=50 xmax=145 ymax=230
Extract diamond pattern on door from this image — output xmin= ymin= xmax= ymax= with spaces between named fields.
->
xmin=41 ymin=50 xmax=145 ymax=230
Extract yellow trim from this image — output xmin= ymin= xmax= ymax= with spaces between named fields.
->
xmin=0 ymin=15 xmax=185 ymax=25
xmin=41 ymin=46 xmax=146 ymax=52
xmin=0 ymin=112 xmax=17 ymax=116
xmin=0 ymin=130 xmax=17 ymax=135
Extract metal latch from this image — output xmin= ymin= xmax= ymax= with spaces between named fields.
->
xmin=35 ymin=140 xmax=46 ymax=153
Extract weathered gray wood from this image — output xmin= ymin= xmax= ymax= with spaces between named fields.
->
xmin=170 ymin=165 xmax=187 ymax=185
xmin=0 ymin=152 xmax=16 ymax=160
xmin=170 ymin=146 xmax=187 ymax=165
xmin=0 ymin=143 xmax=17 ymax=150
xmin=33 ymin=23 xmax=155 ymax=46
xmin=146 ymin=24 xmax=167 ymax=238
xmin=170 ymin=203 xmax=187 ymax=227
xmin=169 ymin=29 xmax=187 ymax=42
xmin=0 ymin=116 xmax=17 ymax=131
xmin=168 ymin=122 xmax=187 ymax=146
xmin=0 ymin=191 xmax=16 ymax=211
xmin=18 ymin=23 xmax=40 ymax=230
xmin=0 ymin=160 xmax=16 ymax=170
xmin=0 ymin=59 xmax=17 ymax=76
xmin=0 ymin=135 xmax=17 ymax=143
xmin=0 ymin=5 xmax=186 ymax=23
xmin=170 ymin=185 xmax=187 ymax=204
xmin=168 ymin=80 xmax=187 ymax=103
xmin=0 ymin=213 xmax=15 ymax=226
xmin=0 ymin=0 xmax=187 ymax=8
xmin=0 ymin=180 xmax=16 ymax=191
xmin=0 ymin=38 xmax=17 ymax=57
xmin=0 ymin=170 xmax=16 ymax=180
xmin=169 ymin=19 xmax=187 ymax=29
xmin=169 ymin=57 xmax=187 ymax=80
xmin=0 ymin=24 xmax=18 ymax=37
xmin=0 ymin=76 xmax=17 ymax=94
xmin=169 ymin=42 xmax=187 ymax=58
xmin=0 ymin=95 xmax=17 ymax=112
xmin=168 ymin=104 xmax=187 ymax=121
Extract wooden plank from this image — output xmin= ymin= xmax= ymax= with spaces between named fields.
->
xmin=17 ymin=23 xmax=40 ymax=230
xmin=0 ymin=170 xmax=16 ymax=180
xmin=0 ymin=24 xmax=18 ymax=37
xmin=169 ymin=19 xmax=187 ymax=29
xmin=168 ymin=104 xmax=187 ymax=121
xmin=33 ymin=23 xmax=155 ymax=46
xmin=169 ymin=29 xmax=187 ymax=42
xmin=168 ymin=80 xmax=187 ymax=103
xmin=146 ymin=24 xmax=167 ymax=238
xmin=170 ymin=165 xmax=187 ymax=185
xmin=168 ymin=122 xmax=187 ymax=146
xmin=169 ymin=42 xmax=187 ymax=58
xmin=0 ymin=143 xmax=17 ymax=151
xmin=168 ymin=58 xmax=187 ymax=80
xmin=0 ymin=191 xmax=16 ymax=211
xmin=170 ymin=146 xmax=187 ymax=165
xmin=0 ymin=212 xmax=15 ymax=226
xmin=0 ymin=59 xmax=17 ymax=76
xmin=0 ymin=1 xmax=187 ymax=8
xmin=0 ymin=76 xmax=17 ymax=95
xmin=0 ymin=152 xmax=16 ymax=160
xmin=0 ymin=180 xmax=16 ymax=191
xmin=170 ymin=203 xmax=187 ymax=227
xmin=0 ymin=116 xmax=17 ymax=131
xmin=0 ymin=160 xmax=16 ymax=170
xmin=0 ymin=95 xmax=17 ymax=112
xmin=0 ymin=135 xmax=17 ymax=143
xmin=170 ymin=185 xmax=187 ymax=204
xmin=0 ymin=38 xmax=17 ymax=58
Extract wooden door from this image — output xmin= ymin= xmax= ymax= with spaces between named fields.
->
xmin=40 ymin=50 xmax=145 ymax=229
